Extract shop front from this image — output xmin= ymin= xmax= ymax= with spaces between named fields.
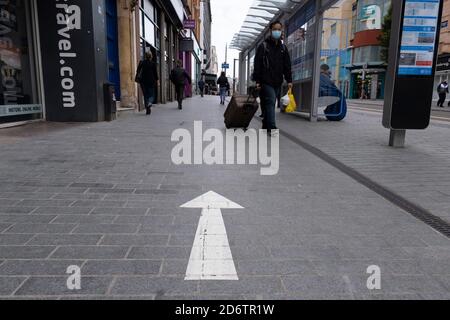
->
xmin=350 ymin=68 xmax=385 ymax=100
xmin=0 ymin=0 xmax=43 ymax=125
xmin=434 ymin=53 xmax=450 ymax=102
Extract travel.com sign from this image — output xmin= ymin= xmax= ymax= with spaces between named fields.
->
xmin=171 ymin=122 xmax=280 ymax=176
xmin=37 ymin=0 xmax=104 ymax=122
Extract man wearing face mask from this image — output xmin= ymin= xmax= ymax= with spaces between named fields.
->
xmin=253 ymin=21 xmax=293 ymax=134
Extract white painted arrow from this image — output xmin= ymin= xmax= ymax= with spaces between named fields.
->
xmin=181 ymin=191 xmax=243 ymax=281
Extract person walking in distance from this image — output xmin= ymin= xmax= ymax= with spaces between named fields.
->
xmin=253 ymin=20 xmax=293 ymax=134
xmin=135 ymin=51 xmax=159 ymax=115
xmin=217 ymin=72 xmax=230 ymax=105
xmin=437 ymin=80 xmax=449 ymax=108
xmin=198 ymin=78 xmax=205 ymax=98
xmin=170 ymin=60 xmax=191 ymax=110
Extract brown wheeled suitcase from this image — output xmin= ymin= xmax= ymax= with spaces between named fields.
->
xmin=224 ymin=94 xmax=259 ymax=129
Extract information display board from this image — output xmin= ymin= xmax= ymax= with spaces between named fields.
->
xmin=398 ymin=0 xmax=441 ymax=76
xmin=383 ymin=0 xmax=444 ymax=131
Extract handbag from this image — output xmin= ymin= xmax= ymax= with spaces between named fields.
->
xmin=135 ymin=61 xmax=143 ymax=83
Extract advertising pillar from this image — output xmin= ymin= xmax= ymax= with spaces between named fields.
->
xmin=383 ymin=0 xmax=444 ymax=146
xmin=37 ymin=0 xmax=109 ymax=122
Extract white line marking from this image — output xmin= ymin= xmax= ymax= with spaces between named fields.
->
xmin=181 ymin=191 xmax=243 ymax=281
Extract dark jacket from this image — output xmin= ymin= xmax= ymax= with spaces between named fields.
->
xmin=217 ymin=76 xmax=229 ymax=89
xmin=170 ymin=67 xmax=191 ymax=86
xmin=198 ymin=80 xmax=205 ymax=88
xmin=253 ymin=37 xmax=292 ymax=87
xmin=437 ymin=83 xmax=449 ymax=94
xmin=137 ymin=59 xmax=159 ymax=87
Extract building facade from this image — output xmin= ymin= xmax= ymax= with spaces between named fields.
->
xmin=0 ymin=0 xmax=188 ymax=126
xmin=347 ymin=0 xmax=391 ymax=100
xmin=210 ymin=46 xmax=219 ymax=75
xmin=435 ymin=0 xmax=450 ymax=101
xmin=200 ymin=0 xmax=212 ymax=75
xmin=181 ymin=0 xmax=203 ymax=97
xmin=321 ymin=1 xmax=353 ymax=98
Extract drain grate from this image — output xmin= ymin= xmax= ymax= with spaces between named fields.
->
xmin=260 ymin=118 xmax=450 ymax=238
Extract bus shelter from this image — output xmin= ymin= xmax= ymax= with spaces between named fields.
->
xmin=231 ymin=0 xmax=351 ymax=122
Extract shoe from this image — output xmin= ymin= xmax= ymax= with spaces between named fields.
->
xmin=146 ymin=107 xmax=151 ymax=115
xmin=178 ymin=105 xmax=182 ymax=110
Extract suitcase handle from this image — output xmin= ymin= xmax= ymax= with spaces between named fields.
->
xmin=247 ymin=87 xmax=260 ymax=103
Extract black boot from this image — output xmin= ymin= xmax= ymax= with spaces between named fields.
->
xmin=146 ymin=106 xmax=151 ymax=115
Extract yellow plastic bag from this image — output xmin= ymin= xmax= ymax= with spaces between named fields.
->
xmin=285 ymin=89 xmax=297 ymax=113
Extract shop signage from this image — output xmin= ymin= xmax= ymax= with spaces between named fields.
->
xmin=37 ymin=0 xmax=108 ymax=122
xmin=0 ymin=105 xmax=42 ymax=118
xmin=436 ymin=54 xmax=450 ymax=72
xmin=180 ymin=39 xmax=194 ymax=52
xmin=398 ymin=0 xmax=440 ymax=76
xmin=383 ymin=0 xmax=444 ymax=131
xmin=183 ymin=19 xmax=196 ymax=29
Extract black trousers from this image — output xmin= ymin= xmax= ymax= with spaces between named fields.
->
xmin=438 ymin=93 xmax=446 ymax=107
xmin=175 ymin=85 xmax=184 ymax=107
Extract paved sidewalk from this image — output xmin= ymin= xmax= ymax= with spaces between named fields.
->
xmin=278 ymin=107 xmax=450 ymax=223
xmin=0 ymin=96 xmax=449 ymax=300
xmin=348 ymin=99 xmax=450 ymax=113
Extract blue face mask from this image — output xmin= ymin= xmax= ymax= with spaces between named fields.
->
xmin=272 ymin=30 xmax=282 ymax=40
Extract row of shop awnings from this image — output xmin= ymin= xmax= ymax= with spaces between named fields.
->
xmin=230 ymin=0 xmax=298 ymax=51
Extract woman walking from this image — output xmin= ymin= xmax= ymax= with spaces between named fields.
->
xmin=135 ymin=51 xmax=159 ymax=115
xmin=217 ymin=72 xmax=230 ymax=105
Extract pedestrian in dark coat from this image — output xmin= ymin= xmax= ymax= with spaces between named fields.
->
xmin=135 ymin=51 xmax=159 ymax=115
xmin=253 ymin=20 xmax=293 ymax=133
xmin=217 ymin=72 xmax=230 ymax=105
xmin=170 ymin=60 xmax=191 ymax=110
xmin=198 ymin=79 xmax=205 ymax=97
xmin=437 ymin=81 xmax=449 ymax=108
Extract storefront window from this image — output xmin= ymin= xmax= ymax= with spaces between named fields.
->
xmin=286 ymin=0 xmax=317 ymax=81
xmin=0 ymin=0 xmax=41 ymax=124
xmin=139 ymin=0 xmax=159 ymax=50
xmin=353 ymin=46 xmax=382 ymax=63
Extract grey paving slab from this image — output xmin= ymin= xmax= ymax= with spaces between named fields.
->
xmin=0 ymin=260 xmax=83 ymax=276
xmin=0 ymin=206 xmax=36 ymax=214
xmin=0 ymin=277 xmax=27 ymax=296
xmin=0 ymin=96 xmax=449 ymax=299
xmin=99 ymin=235 xmax=169 ymax=246
xmin=82 ymin=260 xmax=161 ymax=275
xmin=198 ymin=277 xmax=284 ymax=295
xmin=27 ymin=234 xmax=103 ymax=246
xmin=50 ymin=246 xmax=129 ymax=259
xmin=0 ymin=246 xmax=55 ymax=259
xmin=33 ymin=207 xmax=94 ymax=215
xmin=110 ymin=277 xmax=199 ymax=296
xmin=91 ymin=207 xmax=148 ymax=215
xmin=127 ymin=246 xmax=190 ymax=259
xmin=4 ymin=224 xmax=76 ymax=234
xmin=72 ymin=223 xmax=139 ymax=234
xmin=0 ymin=234 xmax=34 ymax=245
xmin=0 ymin=215 xmax=57 ymax=224
xmin=14 ymin=276 xmax=113 ymax=296
xmin=51 ymin=215 xmax=116 ymax=224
